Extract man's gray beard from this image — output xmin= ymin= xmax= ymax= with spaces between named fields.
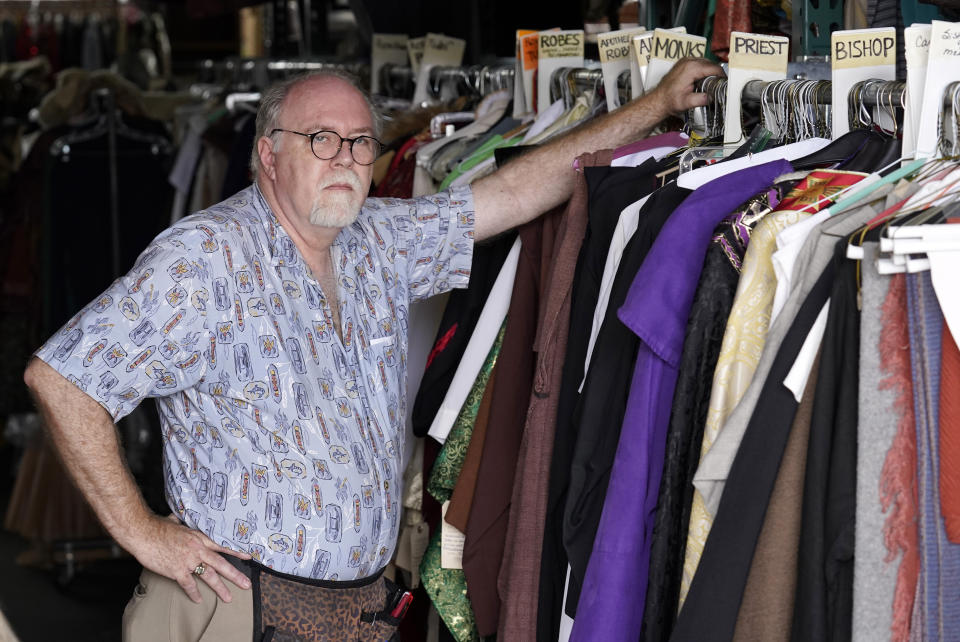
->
xmin=309 ymin=192 xmax=362 ymax=228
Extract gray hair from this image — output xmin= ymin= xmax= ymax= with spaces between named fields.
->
xmin=250 ymin=69 xmax=383 ymax=179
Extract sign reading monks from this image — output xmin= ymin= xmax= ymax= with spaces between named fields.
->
xmin=645 ymin=29 xmax=706 ymax=91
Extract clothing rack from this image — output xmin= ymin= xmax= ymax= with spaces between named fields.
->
xmin=741 ymin=78 xmax=906 ymax=108
xmin=551 ymin=67 xmax=604 ymax=107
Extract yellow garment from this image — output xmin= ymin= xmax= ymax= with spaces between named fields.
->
xmin=679 ymin=204 xmax=814 ymax=606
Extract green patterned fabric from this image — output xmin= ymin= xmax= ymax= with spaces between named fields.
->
xmin=421 ymin=321 xmax=505 ymax=642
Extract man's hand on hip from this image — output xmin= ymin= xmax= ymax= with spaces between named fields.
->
xmin=127 ymin=513 xmax=252 ymax=604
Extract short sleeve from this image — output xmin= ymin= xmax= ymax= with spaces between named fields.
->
xmin=34 ymin=226 xmax=214 ymax=421
xmin=394 ymin=185 xmax=475 ymax=302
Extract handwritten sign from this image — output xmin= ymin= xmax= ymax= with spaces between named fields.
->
xmin=371 ymin=34 xmax=409 ymax=94
xmin=516 ymin=30 xmax=541 ymax=116
xmin=725 ymin=32 xmax=789 ymax=144
xmin=830 ymin=28 xmax=896 ymax=137
xmin=916 ymin=21 xmax=960 ymax=158
xmin=645 ymin=29 xmax=706 ymax=91
xmin=412 ymin=33 xmax=466 ymax=104
xmin=903 ymin=25 xmax=932 ymax=160
xmin=599 ymin=28 xmax=645 ymax=110
xmin=537 ymin=29 xmax=585 ymax=114
xmin=407 ymin=37 xmax=425 ymax=74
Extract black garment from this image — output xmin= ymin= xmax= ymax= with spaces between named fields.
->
xmin=669 ymin=258 xmax=837 ymax=642
xmin=220 ymin=112 xmax=256 ymax=200
xmin=410 ymin=233 xmax=514 ymax=437
xmin=43 ymin=119 xmax=174 ymax=336
xmin=790 ymin=236 xmax=868 ymax=642
xmin=560 ymin=182 xmax=692 ymax=617
xmin=537 ymin=158 xmax=666 ymax=641
xmin=640 ymin=212 xmax=754 ymax=641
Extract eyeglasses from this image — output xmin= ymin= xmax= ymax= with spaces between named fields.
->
xmin=271 ymin=128 xmax=382 ymax=166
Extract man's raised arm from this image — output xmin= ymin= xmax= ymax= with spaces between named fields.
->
xmin=471 ymin=57 xmax=722 ymax=241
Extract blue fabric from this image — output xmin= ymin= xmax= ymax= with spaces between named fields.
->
xmin=907 ymin=271 xmax=960 ymax=642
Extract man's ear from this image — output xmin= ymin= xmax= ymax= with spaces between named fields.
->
xmin=257 ymin=136 xmax=278 ymax=181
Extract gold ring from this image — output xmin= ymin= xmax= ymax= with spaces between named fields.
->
xmin=192 ymin=563 xmax=206 ymax=576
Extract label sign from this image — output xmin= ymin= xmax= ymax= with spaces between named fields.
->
xmin=832 ymin=30 xmax=896 ymax=70
xmin=412 ymin=33 xmax=466 ymax=104
xmin=725 ymin=32 xmax=789 ymax=145
xmin=513 ymin=29 xmax=538 ymax=118
xmin=728 ymin=32 xmax=790 ymax=71
xmin=371 ymin=34 xmax=409 ymax=94
xmin=902 ymin=24 xmax=932 ymax=160
xmin=645 ymin=29 xmax=706 ymax=91
xmin=537 ymin=29 xmax=585 ymax=114
xmin=651 ymin=29 xmax=706 ymax=61
xmin=407 ymin=37 xmax=425 ymax=74
xmin=599 ymin=27 xmax=645 ymax=110
xmin=916 ymin=21 xmax=960 ymax=158
xmin=539 ymin=30 xmax=584 ymax=59
xmin=831 ymin=28 xmax=896 ymax=137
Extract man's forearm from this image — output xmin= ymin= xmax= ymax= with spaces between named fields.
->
xmin=472 ymin=57 xmax=723 ymax=241
xmin=23 ymin=357 xmax=154 ymax=552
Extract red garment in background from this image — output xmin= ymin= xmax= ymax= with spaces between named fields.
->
xmin=711 ymin=0 xmax=752 ymax=61
xmin=939 ymin=223 xmax=960 ymax=543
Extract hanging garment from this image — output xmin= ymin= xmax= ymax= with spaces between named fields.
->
xmin=570 ymin=159 xmax=794 ymax=642
xmin=942 ymin=322 xmax=960 ymax=544
xmin=463 ymin=202 xmax=565 ymax=637
xmin=641 ymin=186 xmax=785 ymax=642
xmin=531 ymin=157 xmax=670 ymax=642
xmin=732 ymin=347 xmax=822 ymax=642
xmin=420 ymin=323 xmax=504 ymax=642
xmin=559 ymin=182 xmax=692 ymax=619
xmin=670 ymin=259 xmax=836 ymax=642
xmin=850 ymin=242 xmax=900 ymax=642
xmin=681 ymin=169 xmax=867 ymax=605
xmin=906 ymin=271 xmax=960 ymax=641
xmin=876 ymin=273 xmax=920 ymax=642
xmin=790 ymin=236 xmax=865 ymax=642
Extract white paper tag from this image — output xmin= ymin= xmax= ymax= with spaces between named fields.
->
xmin=916 ymin=21 xmax=960 ymax=159
xmin=724 ymin=32 xmax=789 ymax=145
xmin=903 ymin=25 xmax=932 ymax=161
xmin=440 ymin=501 xmax=465 ymax=569
xmin=537 ymin=30 xmax=585 ymax=114
xmin=632 ymin=32 xmax=654 ymax=89
xmin=645 ymin=29 xmax=706 ymax=92
xmin=830 ymin=28 xmax=897 ymax=138
xmin=412 ymin=33 xmax=467 ymax=105
xmin=371 ymin=34 xmax=409 ymax=94
xmin=598 ymin=28 xmax=646 ymax=111
xmin=407 ymin=37 xmax=425 ymax=74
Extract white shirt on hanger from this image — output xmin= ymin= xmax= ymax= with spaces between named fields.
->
xmin=427 ymin=237 xmax=522 ymax=443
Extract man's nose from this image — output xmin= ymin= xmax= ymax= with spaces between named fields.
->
xmin=330 ymin=141 xmax=355 ymax=167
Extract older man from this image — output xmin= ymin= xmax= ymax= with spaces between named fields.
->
xmin=24 ymin=57 xmax=720 ymax=641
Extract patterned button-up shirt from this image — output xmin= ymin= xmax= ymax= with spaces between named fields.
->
xmin=35 ymin=183 xmax=475 ymax=580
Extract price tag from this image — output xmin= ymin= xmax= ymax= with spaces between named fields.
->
xmin=412 ymin=33 xmax=467 ymax=104
xmin=407 ymin=37 xmax=425 ymax=74
xmin=371 ymin=34 xmax=409 ymax=94
xmin=724 ymin=32 xmax=789 ymax=145
xmin=903 ymin=25 xmax=932 ymax=161
xmin=645 ymin=28 xmax=706 ymax=92
xmin=537 ymin=29 xmax=585 ymax=114
xmin=598 ymin=27 xmax=646 ymax=111
xmin=440 ymin=501 xmax=465 ymax=569
xmin=830 ymin=28 xmax=896 ymax=138
xmin=916 ymin=21 xmax=960 ymax=158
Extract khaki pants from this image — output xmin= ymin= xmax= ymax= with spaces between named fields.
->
xmin=121 ymin=568 xmax=253 ymax=642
